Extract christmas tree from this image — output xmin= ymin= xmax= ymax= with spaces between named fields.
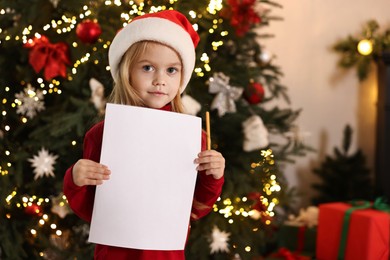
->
xmin=0 ymin=0 xmax=308 ymax=259
xmin=311 ymin=125 xmax=373 ymax=205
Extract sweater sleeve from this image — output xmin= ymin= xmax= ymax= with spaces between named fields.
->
xmin=190 ymin=131 xmax=224 ymax=221
xmin=63 ymin=122 xmax=104 ymax=223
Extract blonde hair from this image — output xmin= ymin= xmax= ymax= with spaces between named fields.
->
xmin=108 ymin=41 xmax=185 ymax=113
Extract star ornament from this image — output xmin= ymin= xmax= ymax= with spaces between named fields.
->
xmin=209 ymin=226 xmax=230 ymax=254
xmin=29 ymin=148 xmax=58 ymax=180
xmin=51 ymin=193 xmax=71 ymax=218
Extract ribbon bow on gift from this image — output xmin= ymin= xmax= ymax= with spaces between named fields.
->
xmin=24 ymin=35 xmax=71 ymax=81
xmin=209 ymin=72 xmax=243 ymax=117
xmin=338 ymin=197 xmax=390 ymax=260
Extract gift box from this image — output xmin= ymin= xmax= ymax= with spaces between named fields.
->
xmin=316 ymin=202 xmax=389 ymax=260
xmin=278 ymin=224 xmax=317 ymax=255
xmin=265 ymin=248 xmax=312 ymax=260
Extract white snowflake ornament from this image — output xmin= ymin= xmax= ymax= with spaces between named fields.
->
xmin=182 ymin=94 xmax=201 ymax=116
xmin=15 ymin=84 xmax=45 ymax=119
xmin=242 ymin=115 xmax=269 ymax=152
xmin=29 ymin=148 xmax=58 ymax=180
xmin=209 ymin=226 xmax=230 ymax=254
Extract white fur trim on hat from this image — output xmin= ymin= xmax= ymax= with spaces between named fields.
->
xmin=109 ymin=17 xmax=196 ymax=93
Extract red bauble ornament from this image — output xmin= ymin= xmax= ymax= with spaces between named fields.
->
xmin=76 ymin=20 xmax=102 ymax=44
xmin=24 ymin=203 xmax=42 ymax=216
xmin=245 ymin=82 xmax=265 ymax=104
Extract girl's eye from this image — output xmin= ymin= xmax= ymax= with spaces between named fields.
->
xmin=142 ymin=65 xmax=153 ymax=72
xmin=167 ymin=67 xmax=178 ymax=74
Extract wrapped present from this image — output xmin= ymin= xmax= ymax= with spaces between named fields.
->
xmin=278 ymin=224 xmax=317 ymax=255
xmin=277 ymin=206 xmax=318 ymax=256
xmin=316 ymin=201 xmax=389 ymax=260
xmin=265 ymin=247 xmax=312 ymax=260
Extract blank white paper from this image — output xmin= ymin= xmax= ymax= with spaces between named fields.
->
xmin=88 ymin=103 xmax=201 ymax=250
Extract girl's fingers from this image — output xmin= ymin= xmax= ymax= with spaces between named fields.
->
xmin=196 ymin=161 xmax=223 ymax=171
xmin=73 ymin=159 xmax=111 ymax=186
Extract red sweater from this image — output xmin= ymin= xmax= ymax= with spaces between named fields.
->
xmin=63 ymin=110 xmax=224 ymax=260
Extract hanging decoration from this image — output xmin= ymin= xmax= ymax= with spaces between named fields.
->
xmin=247 ymin=192 xmax=267 ymax=212
xmin=285 ymin=125 xmax=311 ymax=146
xmin=14 ymin=84 xmax=45 ymax=119
xmin=182 ymin=94 xmax=201 ymax=116
xmin=28 ymin=148 xmax=59 ymax=180
xmin=285 ymin=206 xmax=319 ymax=228
xmin=242 ymin=115 xmax=269 ymax=152
xmin=209 ymin=226 xmax=231 ymax=254
xmin=24 ymin=203 xmax=42 ymax=216
xmin=49 ymin=0 xmax=60 ymax=8
xmin=76 ymin=19 xmax=102 ymax=44
xmin=223 ymin=0 xmax=262 ymax=36
xmin=51 ymin=193 xmax=71 ymax=218
xmin=208 ymin=72 xmax=243 ymax=117
xmin=244 ymin=81 xmax=265 ymax=105
xmin=24 ymin=35 xmax=71 ymax=81
xmin=258 ymin=48 xmax=272 ymax=64
xmin=333 ymin=19 xmax=390 ymax=81
xmin=89 ymin=78 xmax=106 ymax=115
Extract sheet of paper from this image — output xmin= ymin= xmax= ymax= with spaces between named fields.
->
xmin=88 ymin=103 xmax=201 ymax=250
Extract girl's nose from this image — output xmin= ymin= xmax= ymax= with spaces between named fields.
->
xmin=152 ymin=72 xmax=166 ymax=86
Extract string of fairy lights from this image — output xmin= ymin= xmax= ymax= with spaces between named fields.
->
xmin=1 ymin=0 xmax=280 ymax=256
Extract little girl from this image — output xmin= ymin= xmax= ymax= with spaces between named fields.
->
xmin=63 ymin=10 xmax=225 ymax=259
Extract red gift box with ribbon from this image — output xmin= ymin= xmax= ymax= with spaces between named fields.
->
xmin=316 ymin=202 xmax=389 ymax=260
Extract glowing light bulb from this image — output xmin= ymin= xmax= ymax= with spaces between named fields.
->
xmin=357 ymin=39 xmax=373 ymax=56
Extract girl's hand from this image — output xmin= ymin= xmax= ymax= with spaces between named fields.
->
xmin=72 ymin=159 xmax=111 ymax=187
xmin=194 ymin=150 xmax=225 ymax=179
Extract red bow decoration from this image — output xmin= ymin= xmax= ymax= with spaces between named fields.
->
xmin=227 ymin=0 xmax=261 ymax=36
xmin=24 ymin=35 xmax=71 ymax=81
xmin=248 ymin=192 xmax=267 ymax=212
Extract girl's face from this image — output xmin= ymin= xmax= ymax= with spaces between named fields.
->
xmin=130 ymin=42 xmax=182 ymax=109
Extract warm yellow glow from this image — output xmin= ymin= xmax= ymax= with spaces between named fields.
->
xmin=357 ymin=39 xmax=373 ymax=56
xmin=207 ymin=0 xmax=223 ymax=14
xmin=6 ymin=191 xmax=17 ymax=204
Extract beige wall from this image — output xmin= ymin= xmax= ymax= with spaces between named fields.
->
xmin=262 ymin=0 xmax=390 ymax=207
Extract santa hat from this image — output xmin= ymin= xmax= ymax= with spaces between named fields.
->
xmin=108 ymin=10 xmax=200 ymax=93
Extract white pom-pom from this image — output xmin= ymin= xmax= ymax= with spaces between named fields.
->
xmin=242 ymin=115 xmax=269 ymax=152
xmin=182 ymin=94 xmax=201 ymax=116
